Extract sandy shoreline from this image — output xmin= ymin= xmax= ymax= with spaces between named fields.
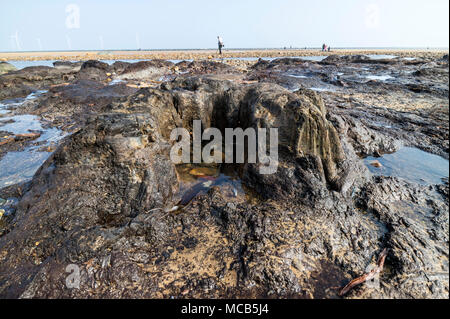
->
xmin=0 ymin=49 xmax=448 ymax=62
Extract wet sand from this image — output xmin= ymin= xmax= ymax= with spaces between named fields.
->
xmin=0 ymin=48 xmax=447 ymax=62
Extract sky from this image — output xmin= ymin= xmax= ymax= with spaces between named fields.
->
xmin=1 ymin=0 xmax=449 ymax=52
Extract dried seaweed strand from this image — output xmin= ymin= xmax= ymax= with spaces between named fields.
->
xmin=339 ymin=248 xmax=388 ymax=296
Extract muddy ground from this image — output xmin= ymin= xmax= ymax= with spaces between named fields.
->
xmin=0 ymin=53 xmax=448 ymax=299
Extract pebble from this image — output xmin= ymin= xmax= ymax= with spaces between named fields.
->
xmin=0 ymin=198 xmax=6 ymax=206
xmin=370 ymin=160 xmax=383 ymax=168
xmin=0 ymin=209 xmax=4 ymax=220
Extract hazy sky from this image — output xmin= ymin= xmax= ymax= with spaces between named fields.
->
xmin=1 ymin=0 xmax=449 ymax=52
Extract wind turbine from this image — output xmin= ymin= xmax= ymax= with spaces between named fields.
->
xmin=9 ymin=31 xmax=21 ymax=51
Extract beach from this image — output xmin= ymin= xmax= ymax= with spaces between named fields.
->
xmin=0 ymin=48 xmax=447 ymax=62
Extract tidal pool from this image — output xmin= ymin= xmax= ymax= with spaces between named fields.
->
xmin=364 ymin=147 xmax=449 ymax=185
xmin=0 ymin=151 xmax=52 ymax=188
xmin=0 ymin=90 xmax=66 ymax=189
xmin=7 ymin=60 xmax=56 ymax=69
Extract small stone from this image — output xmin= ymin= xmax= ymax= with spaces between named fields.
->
xmin=189 ymin=167 xmax=218 ymax=177
xmin=106 ymin=72 xmax=112 ymax=76
xmin=370 ymin=160 xmax=383 ymax=168
xmin=0 ymin=198 xmax=6 ymax=206
xmin=0 ymin=209 xmax=4 ymax=219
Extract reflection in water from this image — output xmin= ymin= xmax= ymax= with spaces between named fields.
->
xmin=0 ymin=114 xmax=43 ymax=134
xmin=310 ymin=87 xmax=337 ymax=92
xmin=366 ymin=75 xmax=394 ymax=81
xmin=0 ymin=90 xmax=66 ymax=189
xmin=0 ymin=123 xmax=65 ymax=188
xmin=0 ymin=151 xmax=52 ymax=188
xmin=364 ymin=147 xmax=449 ymax=185
xmin=299 ymin=56 xmax=328 ymax=62
xmin=7 ymin=60 xmax=56 ymax=69
xmin=173 ymin=164 xmax=257 ymax=209
xmin=366 ymin=54 xmax=397 ymax=60
xmin=287 ymin=74 xmax=309 ymax=79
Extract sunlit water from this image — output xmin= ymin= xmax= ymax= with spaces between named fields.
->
xmin=366 ymin=54 xmax=398 ymax=60
xmin=364 ymin=147 xmax=449 ymax=185
xmin=366 ymin=75 xmax=394 ymax=81
xmin=0 ymin=91 xmax=66 ymax=189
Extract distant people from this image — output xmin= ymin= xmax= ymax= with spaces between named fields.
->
xmin=217 ymin=36 xmax=224 ymax=55
xmin=322 ymin=43 xmax=331 ymax=52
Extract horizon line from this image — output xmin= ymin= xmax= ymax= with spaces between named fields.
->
xmin=1 ymin=46 xmax=449 ymax=54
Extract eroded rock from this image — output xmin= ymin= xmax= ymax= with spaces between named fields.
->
xmin=0 ymin=56 xmax=448 ymax=299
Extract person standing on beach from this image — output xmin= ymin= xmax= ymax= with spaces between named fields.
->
xmin=218 ymin=36 xmax=224 ymax=55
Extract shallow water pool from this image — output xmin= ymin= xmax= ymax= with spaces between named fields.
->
xmin=0 ymin=90 xmax=66 ymax=189
xmin=364 ymin=147 xmax=449 ymax=185
xmin=366 ymin=75 xmax=394 ymax=81
xmin=366 ymin=54 xmax=398 ymax=60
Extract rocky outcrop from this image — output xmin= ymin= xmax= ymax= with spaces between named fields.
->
xmin=0 ymin=56 xmax=448 ymax=299
xmin=0 ymin=66 xmax=78 ymax=100
xmin=0 ymin=76 xmax=352 ymax=298
xmin=251 ymin=58 xmax=308 ymax=71
xmin=18 ymin=79 xmax=138 ymax=129
xmin=75 ymin=60 xmax=111 ymax=81
xmin=53 ymin=61 xmax=83 ymax=71
xmin=0 ymin=62 xmax=17 ymax=75
xmin=320 ymin=55 xmax=395 ymax=65
xmin=176 ymin=60 xmax=239 ymax=75
xmin=0 ymin=112 xmax=179 ymax=298
xmin=117 ymin=60 xmax=174 ymax=81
